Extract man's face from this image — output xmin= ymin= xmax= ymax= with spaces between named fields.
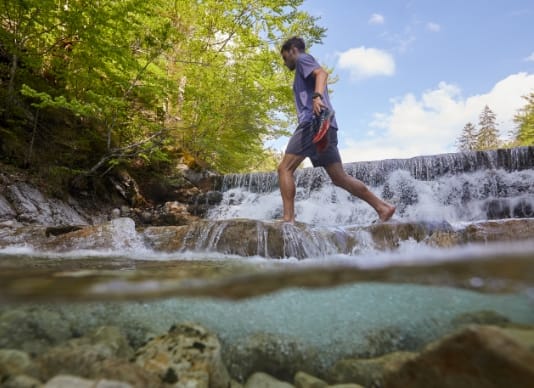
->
xmin=281 ymin=47 xmax=299 ymax=71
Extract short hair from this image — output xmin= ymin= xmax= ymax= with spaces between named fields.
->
xmin=281 ymin=37 xmax=305 ymax=54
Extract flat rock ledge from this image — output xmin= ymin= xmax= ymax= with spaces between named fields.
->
xmin=2 ymin=217 xmax=533 ymax=259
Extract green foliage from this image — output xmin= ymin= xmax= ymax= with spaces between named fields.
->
xmin=514 ymin=92 xmax=534 ymax=146
xmin=0 ymin=0 xmax=326 ymax=176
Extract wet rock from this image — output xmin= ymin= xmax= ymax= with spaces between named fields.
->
xmin=150 ymin=201 xmax=199 ymax=226
xmin=1 ymin=374 xmax=43 ymax=388
xmin=37 ymin=326 xmax=133 ymax=380
xmin=135 ymin=322 xmax=231 ymax=388
xmin=143 ymin=219 xmax=358 ymax=259
xmin=35 ymin=326 xmax=159 ymax=387
xmin=0 ymin=224 xmax=48 ymax=249
xmin=450 ymin=310 xmax=511 ymax=327
xmin=0 ymin=193 xmax=16 ymax=220
xmin=0 ymin=349 xmax=35 ymax=380
xmin=327 ymin=351 xmax=416 ymax=387
xmin=294 ymin=371 xmax=327 ymax=388
xmin=223 ymin=332 xmax=321 ymax=383
xmin=364 ymin=220 xmax=454 ymax=249
xmin=188 ymin=191 xmax=224 ymax=217
xmin=383 ymin=325 xmax=534 ymax=388
xmin=4 ymin=182 xmax=89 ymax=226
xmin=37 ymin=218 xmax=139 ymax=252
xmin=43 ymin=375 xmax=133 ymax=388
xmin=359 ymin=325 xmax=423 ymax=358
xmin=461 ymin=219 xmax=534 ymax=243
xmin=108 ymin=170 xmax=146 ymax=208
xmin=83 ymin=359 xmax=161 ymax=388
xmin=0 ymin=308 xmax=73 ymax=355
xmin=244 ymin=372 xmax=294 ymax=388
xmin=498 ymin=326 xmax=534 ymax=352
xmin=44 ymin=225 xmax=85 ymax=237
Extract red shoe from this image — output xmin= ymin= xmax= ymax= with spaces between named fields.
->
xmin=312 ymin=108 xmax=334 ymax=152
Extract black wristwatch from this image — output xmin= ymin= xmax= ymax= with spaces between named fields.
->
xmin=312 ymin=92 xmax=323 ymax=100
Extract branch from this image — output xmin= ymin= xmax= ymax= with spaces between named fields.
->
xmin=85 ymin=128 xmax=168 ymax=176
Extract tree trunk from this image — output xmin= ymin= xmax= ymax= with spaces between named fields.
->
xmin=7 ymin=53 xmax=18 ymax=103
xmin=25 ymin=109 xmax=39 ymax=167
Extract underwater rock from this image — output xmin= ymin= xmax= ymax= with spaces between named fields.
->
xmin=223 ymin=332 xmax=321 ymax=383
xmin=293 ymin=371 xmax=328 ymax=388
xmin=1 ymin=374 xmax=43 ymax=388
xmin=36 ymin=326 xmax=135 ymax=381
xmin=359 ymin=326 xmax=423 ymax=358
xmin=383 ymin=325 xmax=534 ymax=388
xmin=497 ymin=326 xmax=534 ymax=352
xmin=135 ymin=322 xmax=231 ymax=388
xmin=0 ymin=349 xmax=36 ymax=381
xmin=450 ymin=309 xmax=511 ymax=327
xmin=43 ymin=374 xmax=133 ymax=388
xmin=0 ymin=308 xmax=73 ymax=355
xmin=244 ymin=372 xmax=294 ymax=388
xmin=327 ymin=351 xmax=416 ymax=387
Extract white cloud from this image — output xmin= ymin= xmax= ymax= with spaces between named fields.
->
xmin=525 ymin=52 xmax=534 ymax=62
xmin=337 ymin=47 xmax=395 ymax=81
xmin=339 ymin=72 xmax=534 ymax=162
xmin=426 ymin=22 xmax=441 ymax=32
xmin=369 ymin=13 xmax=385 ymax=25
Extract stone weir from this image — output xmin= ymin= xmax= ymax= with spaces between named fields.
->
xmin=220 ymin=146 xmax=534 ymax=192
xmin=19 ymin=217 xmax=534 ymax=260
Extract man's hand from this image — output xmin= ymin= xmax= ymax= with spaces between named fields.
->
xmin=312 ymin=96 xmax=325 ymax=116
xmin=311 ymin=66 xmax=328 ymax=116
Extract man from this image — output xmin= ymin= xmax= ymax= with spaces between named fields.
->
xmin=278 ymin=36 xmax=396 ymax=223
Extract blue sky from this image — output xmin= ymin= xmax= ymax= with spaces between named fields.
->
xmin=275 ymin=0 xmax=534 ymax=163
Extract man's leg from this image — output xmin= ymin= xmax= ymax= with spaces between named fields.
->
xmin=277 ymin=153 xmax=306 ymax=222
xmin=325 ymin=162 xmax=396 ymax=221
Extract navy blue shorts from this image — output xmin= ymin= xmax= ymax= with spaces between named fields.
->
xmin=285 ymin=122 xmax=342 ymax=167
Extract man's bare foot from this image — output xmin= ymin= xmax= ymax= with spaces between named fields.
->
xmin=378 ymin=204 xmax=396 ymax=222
xmin=273 ymin=217 xmax=295 ymax=224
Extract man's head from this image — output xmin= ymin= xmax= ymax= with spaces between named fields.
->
xmin=281 ymin=37 xmax=305 ymax=71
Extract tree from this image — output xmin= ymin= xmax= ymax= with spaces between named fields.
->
xmin=513 ymin=92 xmax=534 ymax=146
xmin=476 ymin=105 xmax=500 ymax=150
xmin=1 ymin=0 xmax=327 ymax=175
xmin=457 ymin=122 xmax=477 ymax=152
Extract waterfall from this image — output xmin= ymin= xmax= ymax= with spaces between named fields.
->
xmin=210 ymin=147 xmax=534 ymax=226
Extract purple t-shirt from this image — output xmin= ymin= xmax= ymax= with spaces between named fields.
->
xmin=293 ymin=53 xmax=337 ymax=128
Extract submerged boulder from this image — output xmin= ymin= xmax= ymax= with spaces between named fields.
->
xmin=135 ymin=322 xmax=231 ymax=388
xmin=383 ymin=325 xmax=534 ymax=388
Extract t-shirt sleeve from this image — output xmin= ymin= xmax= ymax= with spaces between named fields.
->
xmin=297 ymin=54 xmax=320 ymax=79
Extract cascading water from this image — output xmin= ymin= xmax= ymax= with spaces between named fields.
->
xmin=211 ymin=146 xmax=534 ymax=226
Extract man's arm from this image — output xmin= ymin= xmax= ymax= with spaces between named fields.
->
xmin=312 ymin=67 xmax=328 ymax=115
